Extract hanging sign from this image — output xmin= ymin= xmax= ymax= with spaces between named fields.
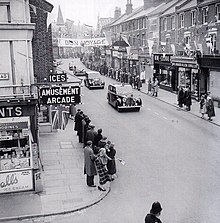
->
xmin=58 ymin=37 xmax=109 ymax=47
xmin=39 ymin=86 xmax=81 ymax=105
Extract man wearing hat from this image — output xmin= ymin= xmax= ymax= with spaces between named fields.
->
xmin=85 ymin=124 xmax=97 ymax=144
xmin=144 ymin=201 xmax=162 ymax=223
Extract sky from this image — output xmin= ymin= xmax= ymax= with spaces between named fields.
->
xmin=47 ymin=0 xmax=144 ymax=28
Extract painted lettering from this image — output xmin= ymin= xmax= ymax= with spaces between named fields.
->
xmin=0 ymin=174 xmax=18 ymax=188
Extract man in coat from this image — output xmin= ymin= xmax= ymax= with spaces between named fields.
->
xmin=144 ymin=201 xmax=163 ymax=223
xmin=85 ymin=125 xmax=97 ymax=144
xmin=84 ymin=141 xmax=97 ymax=187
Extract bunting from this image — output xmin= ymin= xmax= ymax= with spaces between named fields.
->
xmin=121 ymin=34 xmax=130 ymax=47
xmin=148 ymin=40 xmax=154 ymax=57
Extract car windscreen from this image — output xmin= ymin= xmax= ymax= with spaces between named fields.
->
xmin=87 ymin=72 xmax=101 ymax=79
xmin=116 ymin=85 xmax=133 ymax=94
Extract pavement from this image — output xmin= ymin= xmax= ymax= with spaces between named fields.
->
xmin=0 ymin=79 xmax=219 ymax=222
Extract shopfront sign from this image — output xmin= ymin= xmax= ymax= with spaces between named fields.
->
xmin=172 ymin=62 xmax=198 ymax=69
xmin=0 ymin=170 xmax=33 ymax=193
xmin=49 ymin=73 xmax=67 ymax=82
xmin=39 ymin=86 xmax=81 ymax=105
xmin=154 ymin=54 xmax=171 ymax=63
xmin=0 ymin=121 xmax=28 ymax=130
xmin=0 ymin=73 xmax=9 ymax=80
xmin=0 ymin=105 xmax=35 ymax=118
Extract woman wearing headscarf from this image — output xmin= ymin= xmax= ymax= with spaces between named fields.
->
xmin=94 ymin=147 xmax=111 ymax=191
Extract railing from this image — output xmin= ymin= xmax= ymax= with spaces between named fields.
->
xmin=0 ymin=84 xmax=38 ymax=100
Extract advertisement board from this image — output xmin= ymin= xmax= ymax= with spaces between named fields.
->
xmin=39 ymin=86 xmax=81 ymax=105
xmin=0 ymin=170 xmax=33 ymax=193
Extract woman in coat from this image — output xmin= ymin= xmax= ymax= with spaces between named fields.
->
xmin=206 ymin=96 xmax=215 ymax=121
xmin=184 ymin=88 xmax=192 ymax=111
xmin=106 ymin=144 xmax=116 ymax=181
xmin=94 ymin=148 xmax=111 ymax=191
xmin=199 ymin=95 xmax=207 ymax=118
xmin=177 ymin=87 xmax=185 ymax=108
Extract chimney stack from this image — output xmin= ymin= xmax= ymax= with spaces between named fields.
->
xmin=114 ymin=7 xmax=121 ymax=19
xmin=126 ymin=0 xmax=133 ymax=14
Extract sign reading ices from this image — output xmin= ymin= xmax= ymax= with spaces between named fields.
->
xmin=58 ymin=37 xmax=109 ymax=47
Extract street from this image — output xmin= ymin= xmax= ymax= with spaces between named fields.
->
xmin=10 ymin=58 xmax=220 ymax=223
xmin=38 ymin=59 xmax=220 ymax=223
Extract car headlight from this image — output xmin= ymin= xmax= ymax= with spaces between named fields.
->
xmin=122 ymin=97 xmax=126 ymax=102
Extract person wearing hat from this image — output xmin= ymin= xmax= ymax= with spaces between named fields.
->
xmin=84 ymin=141 xmax=97 ymax=187
xmin=85 ymin=124 xmax=97 ymax=144
xmin=144 ymin=201 xmax=162 ymax=223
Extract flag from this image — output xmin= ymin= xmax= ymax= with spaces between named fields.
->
xmin=51 ymin=109 xmax=59 ymax=130
xmin=121 ymin=34 xmax=130 ymax=46
xmin=206 ymin=37 xmax=212 ymax=48
xmin=171 ymin=44 xmax=175 ymax=54
xmin=148 ymin=40 xmax=154 ymax=57
xmin=103 ymin=31 xmax=112 ymax=45
xmin=84 ymin=24 xmax=93 ymax=28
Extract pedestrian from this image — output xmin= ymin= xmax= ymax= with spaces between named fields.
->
xmin=93 ymin=128 xmax=103 ymax=146
xmin=136 ymin=75 xmax=142 ymax=91
xmin=140 ymin=69 xmax=145 ymax=84
xmin=199 ymin=94 xmax=207 ymax=118
xmin=95 ymin=147 xmax=111 ymax=191
xmin=106 ymin=143 xmax=117 ymax=181
xmin=84 ymin=141 xmax=97 ymax=187
xmin=74 ymin=109 xmax=81 ymax=132
xmin=82 ymin=116 xmax=91 ymax=146
xmin=147 ymin=78 xmax=152 ymax=95
xmin=206 ymin=95 xmax=215 ymax=121
xmin=144 ymin=201 xmax=163 ymax=223
xmin=152 ymin=78 xmax=159 ymax=97
xmin=76 ymin=111 xmax=84 ymax=143
xmin=184 ymin=87 xmax=192 ymax=111
xmin=98 ymin=136 xmax=107 ymax=148
xmin=85 ymin=124 xmax=97 ymax=144
xmin=69 ymin=103 xmax=76 ymax=119
xmin=177 ymin=87 xmax=185 ymax=108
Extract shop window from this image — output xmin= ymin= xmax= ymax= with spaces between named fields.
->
xmin=179 ymin=13 xmax=184 ymax=28
xmin=38 ymin=105 xmax=50 ymax=123
xmin=209 ymin=33 xmax=217 ymax=53
xmin=178 ymin=67 xmax=191 ymax=88
xmin=191 ymin=10 xmax=196 ymax=26
xmin=171 ymin=16 xmax=175 ymax=30
xmin=191 ymin=69 xmax=199 ymax=99
xmin=216 ymin=4 xmax=220 ymax=22
xmin=202 ymin=7 xmax=208 ymax=24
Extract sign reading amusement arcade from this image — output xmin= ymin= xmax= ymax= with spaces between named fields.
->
xmin=58 ymin=37 xmax=109 ymax=47
xmin=39 ymin=86 xmax=81 ymax=105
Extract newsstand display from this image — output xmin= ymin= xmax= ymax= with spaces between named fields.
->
xmin=0 ymin=117 xmax=35 ymax=193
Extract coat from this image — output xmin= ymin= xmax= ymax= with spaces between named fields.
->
xmin=85 ymin=129 xmax=97 ymax=143
xmin=184 ymin=90 xmax=192 ymax=106
xmin=177 ymin=89 xmax=185 ymax=105
xmin=206 ymin=98 xmax=215 ymax=117
xmin=144 ymin=213 xmax=162 ymax=223
xmin=106 ymin=147 xmax=116 ymax=175
xmin=84 ymin=146 xmax=97 ymax=176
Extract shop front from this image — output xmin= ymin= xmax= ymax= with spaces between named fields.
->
xmin=153 ymin=53 xmax=175 ymax=92
xmin=0 ymin=100 xmax=40 ymax=194
xmin=172 ymin=56 xmax=199 ymax=100
xmin=198 ymin=55 xmax=220 ymax=106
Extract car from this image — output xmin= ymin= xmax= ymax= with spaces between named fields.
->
xmin=84 ymin=71 xmax=105 ymax=89
xmin=74 ymin=69 xmax=87 ymax=76
xmin=107 ymin=83 xmax=142 ymax=112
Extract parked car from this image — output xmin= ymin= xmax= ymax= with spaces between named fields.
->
xmin=107 ymin=83 xmax=142 ymax=112
xmin=74 ymin=69 xmax=87 ymax=76
xmin=84 ymin=71 xmax=105 ymax=89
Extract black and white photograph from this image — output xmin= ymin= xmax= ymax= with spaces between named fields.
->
xmin=0 ymin=0 xmax=220 ymax=222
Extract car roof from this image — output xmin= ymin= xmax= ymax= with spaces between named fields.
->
xmin=109 ymin=84 xmax=133 ymax=93
xmin=86 ymin=71 xmax=101 ymax=77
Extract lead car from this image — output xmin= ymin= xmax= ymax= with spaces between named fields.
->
xmin=107 ymin=83 xmax=142 ymax=112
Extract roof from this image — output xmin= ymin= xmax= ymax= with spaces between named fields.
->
xmin=147 ymin=1 xmax=172 ymax=17
xmin=160 ymin=0 xmax=186 ymax=16
xmin=176 ymin=0 xmax=197 ymax=12
xmin=30 ymin=0 xmax=53 ymax=13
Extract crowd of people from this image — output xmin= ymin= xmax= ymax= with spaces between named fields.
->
xmin=74 ymin=108 xmax=117 ymax=191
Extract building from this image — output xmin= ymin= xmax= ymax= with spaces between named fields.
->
xmin=0 ymin=0 xmax=53 ymax=194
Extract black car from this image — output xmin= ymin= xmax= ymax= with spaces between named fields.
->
xmin=84 ymin=71 xmax=105 ymax=89
xmin=107 ymin=83 xmax=142 ymax=112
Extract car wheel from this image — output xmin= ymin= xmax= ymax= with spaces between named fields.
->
xmin=116 ymin=102 xmax=120 ymax=112
xmin=136 ymin=108 xmax=140 ymax=112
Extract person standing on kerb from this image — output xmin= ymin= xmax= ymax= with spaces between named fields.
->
xmin=144 ymin=201 xmax=163 ymax=223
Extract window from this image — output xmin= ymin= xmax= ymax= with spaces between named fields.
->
xmin=208 ymin=34 xmax=217 ymax=53
xmin=202 ymin=7 xmax=208 ymax=24
xmin=163 ymin=18 xmax=167 ymax=31
xmin=216 ymin=4 xmax=220 ymax=22
xmin=180 ymin=13 xmax=184 ymax=28
xmin=0 ymin=4 xmax=10 ymax=23
xmin=191 ymin=10 xmax=196 ymax=26
xmin=171 ymin=16 xmax=175 ymax=30
xmin=142 ymin=33 xmax=145 ymax=46
xmin=139 ymin=18 xmax=143 ymax=29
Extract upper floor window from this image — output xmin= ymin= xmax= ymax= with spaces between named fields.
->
xmin=202 ymin=7 xmax=208 ymax=24
xmin=180 ymin=13 xmax=184 ymax=28
xmin=191 ymin=10 xmax=196 ymax=26
xmin=171 ymin=16 xmax=175 ymax=30
xmin=0 ymin=4 xmax=11 ymax=23
xmin=139 ymin=18 xmax=143 ymax=29
xmin=216 ymin=4 xmax=220 ymax=22
xmin=163 ymin=18 xmax=167 ymax=31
